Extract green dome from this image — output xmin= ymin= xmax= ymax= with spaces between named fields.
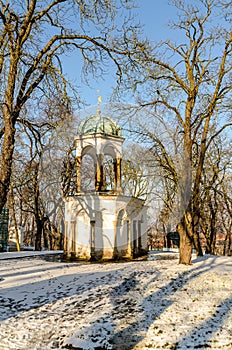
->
xmin=78 ymin=114 xmax=122 ymax=137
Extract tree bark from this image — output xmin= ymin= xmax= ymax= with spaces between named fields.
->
xmin=35 ymin=216 xmax=48 ymax=251
xmin=223 ymin=230 xmax=231 ymax=256
xmin=192 ymin=211 xmax=203 ymax=256
xmin=177 ymin=211 xmax=193 ymax=265
xmin=0 ymin=111 xmax=16 ymax=212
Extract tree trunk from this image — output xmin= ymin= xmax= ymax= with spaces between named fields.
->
xmin=210 ymin=212 xmax=217 ymax=254
xmin=193 ymin=233 xmax=203 ymax=256
xmin=0 ymin=111 xmax=16 ymax=212
xmin=223 ymin=227 xmax=232 ymax=256
xmin=31 ymin=216 xmax=35 ymax=246
xmin=177 ymin=217 xmax=193 ymax=265
xmin=35 ymin=218 xmax=43 ymax=251
xmin=192 ymin=212 xmax=203 ymax=256
xmin=35 ymin=216 xmax=48 ymax=251
xmin=205 ymin=233 xmax=211 ymax=254
xmin=43 ymin=222 xmax=49 ymax=250
xmin=205 ymin=207 xmax=217 ymax=254
xmin=10 ymin=188 xmax=21 ymax=252
xmin=59 ymin=220 xmax=64 ymax=250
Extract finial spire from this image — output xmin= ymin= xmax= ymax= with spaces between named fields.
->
xmin=97 ymin=90 xmax=102 ymax=115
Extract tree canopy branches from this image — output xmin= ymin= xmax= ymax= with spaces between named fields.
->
xmin=118 ymin=0 xmax=232 ymax=263
xmin=0 ymin=0 xmax=143 ymax=213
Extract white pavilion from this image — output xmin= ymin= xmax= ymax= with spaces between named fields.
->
xmin=64 ymin=109 xmax=147 ymax=260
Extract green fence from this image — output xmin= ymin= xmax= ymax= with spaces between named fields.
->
xmin=0 ymin=208 xmax=9 ymax=252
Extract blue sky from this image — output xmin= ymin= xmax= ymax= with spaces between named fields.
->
xmin=136 ymin=0 xmax=176 ymax=42
xmin=62 ymin=0 xmax=178 ymax=109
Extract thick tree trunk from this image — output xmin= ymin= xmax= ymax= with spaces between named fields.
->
xmin=177 ymin=210 xmax=193 ymax=264
xmin=0 ymin=111 xmax=16 ymax=212
xmin=178 ymin=225 xmax=193 ymax=264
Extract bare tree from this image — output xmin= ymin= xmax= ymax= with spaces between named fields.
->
xmin=0 ymin=0 xmax=142 ymax=212
xmin=123 ymin=0 xmax=232 ymax=264
xmin=199 ymin=138 xmax=226 ymax=254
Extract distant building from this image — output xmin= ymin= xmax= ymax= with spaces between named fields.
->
xmin=64 ymin=111 xmax=147 ymax=260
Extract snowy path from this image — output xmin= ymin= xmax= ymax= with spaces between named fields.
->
xmin=0 ymin=254 xmax=231 ymax=349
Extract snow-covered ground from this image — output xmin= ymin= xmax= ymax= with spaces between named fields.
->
xmin=0 ymin=252 xmax=231 ymax=349
xmin=0 ymin=250 xmax=63 ymax=260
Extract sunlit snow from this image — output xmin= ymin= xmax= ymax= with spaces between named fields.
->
xmin=0 ymin=251 xmax=231 ymax=349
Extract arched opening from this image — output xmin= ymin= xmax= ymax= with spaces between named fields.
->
xmin=103 ymin=154 xmax=115 ymax=191
xmin=102 ymin=143 xmax=121 ymax=193
xmin=80 ymin=152 xmax=96 ymax=192
xmin=115 ymin=209 xmax=128 ymax=256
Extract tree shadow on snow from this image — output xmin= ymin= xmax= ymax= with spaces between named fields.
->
xmin=1 ymin=255 xmax=231 ymax=350
xmin=0 ymin=264 xmax=123 ymax=322
xmin=173 ymin=295 xmax=232 ymax=349
xmin=107 ymin=257 xmax=231 ymax=349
